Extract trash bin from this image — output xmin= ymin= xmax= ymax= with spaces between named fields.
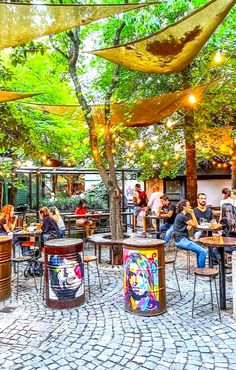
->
xmin=233 ymin=251 xmax=236 ymax=320
xmin=44 ymin=238 xmax=84 ymax=309
xmin=0 ymin=236 xmax=12 ymax=301
xmin=123 ymin=238 xmax=166 ymax=316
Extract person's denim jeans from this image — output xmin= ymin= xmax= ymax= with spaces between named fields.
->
xmin=175 ymin=237 xmax=206 ymax=268
xmin=163 ymin=225 xmax=174 ymax=244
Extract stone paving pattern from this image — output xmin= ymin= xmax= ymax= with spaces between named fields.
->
xmin=0 ymin=242 xmax=236 ymax=370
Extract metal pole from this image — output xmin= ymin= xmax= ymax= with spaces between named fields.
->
xmin=29 ymin=173 xmax=32 ymax=209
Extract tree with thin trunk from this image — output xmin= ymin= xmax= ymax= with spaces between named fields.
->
xmin=50 ymin=20 xmax=127 ymax=239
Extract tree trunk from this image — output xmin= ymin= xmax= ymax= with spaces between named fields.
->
xmin=182 ymin=67 xmax=197 ymax=207
xmin=184 ymin=111 xmax=197 ymax=207
xmin=109 ymin=189 xmax=124 ymax=264
xmin=231 ymin=140 xmax=236 ymax=188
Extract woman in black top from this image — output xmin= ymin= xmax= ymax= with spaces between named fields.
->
xmin=39 ymin=206 xmax=60 ymax=245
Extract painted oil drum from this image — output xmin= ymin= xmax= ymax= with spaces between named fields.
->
xmin=0 ymin=236 xmax=12 ymax=301
xmin=123 ymin=238 xmax=166 ymax=316
xmin=44 ymin=238 xmax=84 ymax=309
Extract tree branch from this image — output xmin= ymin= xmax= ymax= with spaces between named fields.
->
xmin=49 ymin=36 xmax=68 ymax=60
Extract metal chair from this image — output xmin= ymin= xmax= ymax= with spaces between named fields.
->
xmin=12 ymin=240 xmax=38 ymax=300
xmin=192 ymin=268 xmax=221 ymax=321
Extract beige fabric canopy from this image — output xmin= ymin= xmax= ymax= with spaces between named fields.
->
xmin=88 ymin=0 xmax=235 ymax=73
xmin=0 ymin=91 xmax=39 ymax=103
xmin=24 ymin=80 xmax=218 ymax=127
xmin=0 ymin=2 xmax=154 ymax=49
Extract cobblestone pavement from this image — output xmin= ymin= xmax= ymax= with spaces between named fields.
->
xmin=0 ymin=241 xmax=235 ymax=370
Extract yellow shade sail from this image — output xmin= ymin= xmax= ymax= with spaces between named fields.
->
xmin=24 ymin=80 xmax=219 ymax=127
xmin=88 ymin=0 xmax=235 ymax=73
xmin=0 ymin=91 xmax=39 ymax=103
xmin=0 ymin=2 xmax=155 ymax=49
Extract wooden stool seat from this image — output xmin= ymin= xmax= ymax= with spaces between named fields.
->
xmin=165 ymin=256 xmax=175 ymax=264
xmin=194 ymin=268 xmax=218 ymax=278
xmin=83 ymin=256 xmax=98 ymax=263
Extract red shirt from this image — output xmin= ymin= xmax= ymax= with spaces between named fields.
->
xmin=75 ymin=208 xmax=86 ymax=217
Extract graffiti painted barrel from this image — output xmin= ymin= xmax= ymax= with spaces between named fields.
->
xmin=44 ymin=238 xmax=84 ymax=309
xmin=123 ymin=238 xmax=166 ymax=316
xmin=0 ymin=236 xmax=12 ymax=301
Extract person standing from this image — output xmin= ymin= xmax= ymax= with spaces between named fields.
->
xmin=133 ymin=183 xmax=148 ymax=234
xmin=147 ymin=185 xmax=162 ymax=215
xmin=174 ymin=199 xmax=206 ymax=268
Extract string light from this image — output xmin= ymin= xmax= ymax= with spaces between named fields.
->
xmin=131 ymin=143 xmax=135 ymax=149
xmin=46 ymin=159 xmax=51 ymax=165
xmin=112 ymin=149 xmax=116 ymax=154
xmin=125 ymin=141 xmax=130 ymax=146
xmin=150 ymin=154 xmax=154 ymax=159
xmin=214 ymin=50 xmax=223 ymax=64
xmin=163 ymin=161 xmax=168 ymax=166
xmin=166 ymin=119 xmax=174 ymax=129
xmin=138 ymin=141 xmax=144 ymax=148
xmin=41 ymin=155 xmax=47 ymax=160
xmin=188 ymin=93 xmax=197 ymax=105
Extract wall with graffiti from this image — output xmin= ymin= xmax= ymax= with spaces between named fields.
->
xmin=123 ymin=247 xmax=159 ymax=314
xmin=48 ymin=253 xmax=84 ymax=301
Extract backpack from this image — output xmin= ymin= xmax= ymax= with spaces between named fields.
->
xmin=137 ymin=191 xmax=147 ymax=207
xmin=24 ymin=260 xmax=43 ymax=278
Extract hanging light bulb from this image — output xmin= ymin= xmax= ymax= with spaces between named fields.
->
xmin=166 ymin=119 xmax=174 ymax=129
xmin=125 ymin=141 xmax=130 ymax=146
xmin=46 ymin=159 xmax=51 ymax=165
xmin=214 ymin=50 xmax=223 ymax=64
xmin=138 ymin=141 xmax=144 ymax=148
xmin=41 ymin=155 xmax=47 ymax=161
xmin=150 ymin=154 xmax=154 ymax=159
xmin=131 ymin=143 xmax=135 ymax=149
xmin=188 ymin=93 xmax=197 ymax=105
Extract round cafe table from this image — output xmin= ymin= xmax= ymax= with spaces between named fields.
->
xmin=199 ymin=236 xmax=236 ymax=309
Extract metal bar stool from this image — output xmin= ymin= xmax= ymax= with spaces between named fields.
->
xmin=83 ymin=256 xmax=102 ymax=299
xmin=165 ymin=255 xmax=182 ymax=299
xmin=175 ymin=246 xmax=191 ymax=279
xmin=192 ymin=268 xmax=221 ymax=321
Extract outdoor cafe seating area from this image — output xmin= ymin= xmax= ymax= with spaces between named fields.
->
xmin=1 ymin=202 xmax=232 ymax=324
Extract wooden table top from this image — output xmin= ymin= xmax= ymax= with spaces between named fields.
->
xmin=199 ymin=236 xmax=236 ymax=247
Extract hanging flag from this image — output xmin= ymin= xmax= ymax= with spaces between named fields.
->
xmin=88 ymin=0 xmax=235 ymax=73
xmin=0 ymin=2 xmax=157 ymax=49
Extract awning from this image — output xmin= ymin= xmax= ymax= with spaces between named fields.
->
xmin=0 ymin=2 xmax=155 ymax=49
xmin=88 ymin=0 xmax=235 ymax=73
xmin=0 ymin=91 xmax=39 ymax=103
xmin=24 ymin=79 xmax=219 ymax=127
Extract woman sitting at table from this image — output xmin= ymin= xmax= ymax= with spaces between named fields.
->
xmin=39 ymin=206 xmax=60 ymax=245
xmin=0 ymin=204 xmax=18 ymax=235
xmin=174 ymin=199 xmax=206 ymax=268
xmin=75 ymin=200 xmax=95 ymax=236
xmin=213 ymin=203 xmax=236 ymax=263
xmin=49 ymin=206 xmax=66 ymax=238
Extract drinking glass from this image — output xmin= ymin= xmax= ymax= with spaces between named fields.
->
xmin=23 ymin=224 xmax=28 ymax=232
xmin=36 ymin=223 xmax=42 ymax=232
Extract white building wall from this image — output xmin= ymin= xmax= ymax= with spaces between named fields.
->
xmin=197 ymin=179 xmax=231 ymax=207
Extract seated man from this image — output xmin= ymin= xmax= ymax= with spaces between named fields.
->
xmin=158 ymin=195 xmax=176 ymax=243
xmin=194 ymin=193 xmax=213 ymax=239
